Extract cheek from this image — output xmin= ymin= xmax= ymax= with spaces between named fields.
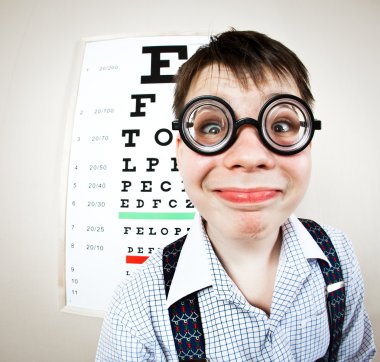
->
xmin=176 ymin=140 xmax=216 ymax=188
xmin=283 ymin=151 xmax=312 ymax=191
xmin=180 ymin=154 xmax=213 ymax=187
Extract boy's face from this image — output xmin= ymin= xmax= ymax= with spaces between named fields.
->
xmin=176 ymin=65 xmax=312 ymax=241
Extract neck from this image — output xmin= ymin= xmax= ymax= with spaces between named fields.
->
xmin=205 ymin=221 xmax=282 ymax=266
xmin=204 ymin=221 xmax=282 ymax=314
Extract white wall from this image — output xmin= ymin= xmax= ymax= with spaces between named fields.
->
xmin=0 ymin=0 xmax=378 ymax=360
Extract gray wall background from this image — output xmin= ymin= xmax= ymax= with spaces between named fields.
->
xmin=0 ymin=0 xmax=378 ymax=360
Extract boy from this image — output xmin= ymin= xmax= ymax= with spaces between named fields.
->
xmin=96 ymin=29 xmax=375 ymax=361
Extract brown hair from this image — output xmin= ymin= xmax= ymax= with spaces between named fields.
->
xmin=173 ymin=29 xmax=314 ymax=117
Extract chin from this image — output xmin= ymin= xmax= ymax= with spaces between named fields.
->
xmin=234 ymin=212 xmax=270 ymax=238
xmin=209 ymin=210 xmax=280 ymax=241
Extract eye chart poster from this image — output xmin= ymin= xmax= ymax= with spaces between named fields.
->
xmin=65 ymin=35 xmax=208 ymax=314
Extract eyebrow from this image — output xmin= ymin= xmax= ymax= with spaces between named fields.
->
xmin=263 ymin=92 xmax=283 ymax=101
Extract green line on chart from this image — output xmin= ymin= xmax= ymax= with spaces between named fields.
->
xmin=118 ymin=212 xmax=195 ymax=220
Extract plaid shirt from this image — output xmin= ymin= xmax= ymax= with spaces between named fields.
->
xmin=96 ymin=214 xmax=376 ymax=361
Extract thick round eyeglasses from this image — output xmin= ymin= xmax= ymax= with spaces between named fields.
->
xmin=172 ymin=94 xmax=322 ymax=156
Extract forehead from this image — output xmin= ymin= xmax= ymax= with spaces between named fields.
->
xmin=185 ymin=64 xmax=300 ymax=105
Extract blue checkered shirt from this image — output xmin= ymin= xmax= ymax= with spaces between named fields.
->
xmin=96 ymin=214 xmax=375 ymax=361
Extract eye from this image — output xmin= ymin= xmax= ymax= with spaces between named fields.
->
xmin=267 ymin=106 xmax=301 ymax=136
xmin=272 ymin=120 xmax=293 ymax=133
xmin=265 ymin=104 xmax=304 ymax=146
xmin=192 ymin=107 xmax=227 ymax=136
xmin=200 ymin=122 xmax=222 ymax=134
xmin=186 ymin=104 xmax=229 ymax=146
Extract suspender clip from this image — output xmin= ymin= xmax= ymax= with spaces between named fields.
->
xmin=326 ymin=280 xmax=345 ymax=295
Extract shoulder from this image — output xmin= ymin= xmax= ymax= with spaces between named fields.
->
xmin=320 ymin=225 xmax=356 ymax=267
xmin=298 ymin=218 xmax=361 ymax=287
xmin=106 ymin=249 xmax=166 ymax=340
xmin=316 ymin=227 xmax=376 ymax=359
xmin=115 ymin=248 xmax=165 ymax=306
xmin=97 ymin=248 xmax=176 ymax=360
xmin=318 ymin=224 xmax=364 ymax=297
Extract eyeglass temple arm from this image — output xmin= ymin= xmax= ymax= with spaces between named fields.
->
xmin=172 ymin=120 xmax=180 ymax=130
xmin=300 ymin=120 xmax=322 ymax=130
xmin=314 ymin=120 xmax=322 ymax=130
xmin=172 ymin=120 xmax=195 ymax=130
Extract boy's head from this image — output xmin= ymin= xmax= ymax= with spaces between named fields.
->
xmin=173 ymin=30 xmax=317 ymax=240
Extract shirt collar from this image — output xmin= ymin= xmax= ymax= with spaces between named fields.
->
xmin=165 ymin=213 xmax=212 ymax=308
xmin=288 ymin=214 xmax=330 ymax=266
xmin=165 ymin=213 xmax=330 ymax=308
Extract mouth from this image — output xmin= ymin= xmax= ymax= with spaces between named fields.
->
xmin=214 ymin=188 xmax=281 ymax=204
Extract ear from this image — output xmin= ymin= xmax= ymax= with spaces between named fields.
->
xmin=175 ymin=133 xmax=183 ymax=171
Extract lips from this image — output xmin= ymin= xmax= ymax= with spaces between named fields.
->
xmin=214 ymin=188 xmax=281 ymax=204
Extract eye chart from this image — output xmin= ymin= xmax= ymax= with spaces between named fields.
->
xmin=65 ymin=35 xmax=207 ymax=314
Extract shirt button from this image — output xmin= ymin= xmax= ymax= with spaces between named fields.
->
xmin=266 ymin=332 xmax=273 ymax=344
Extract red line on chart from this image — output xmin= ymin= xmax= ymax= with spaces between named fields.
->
xmin=126 ymin=255 xmax=149 ymax=264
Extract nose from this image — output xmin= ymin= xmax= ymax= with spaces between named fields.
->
xmin=222 ymin=125 xmax=276 ymax=171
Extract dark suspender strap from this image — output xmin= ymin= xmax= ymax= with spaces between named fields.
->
xmin=299 ymin=218 xmax=346 ymax=362
xmin=163 ymin=235 xmax=207 ymax=361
